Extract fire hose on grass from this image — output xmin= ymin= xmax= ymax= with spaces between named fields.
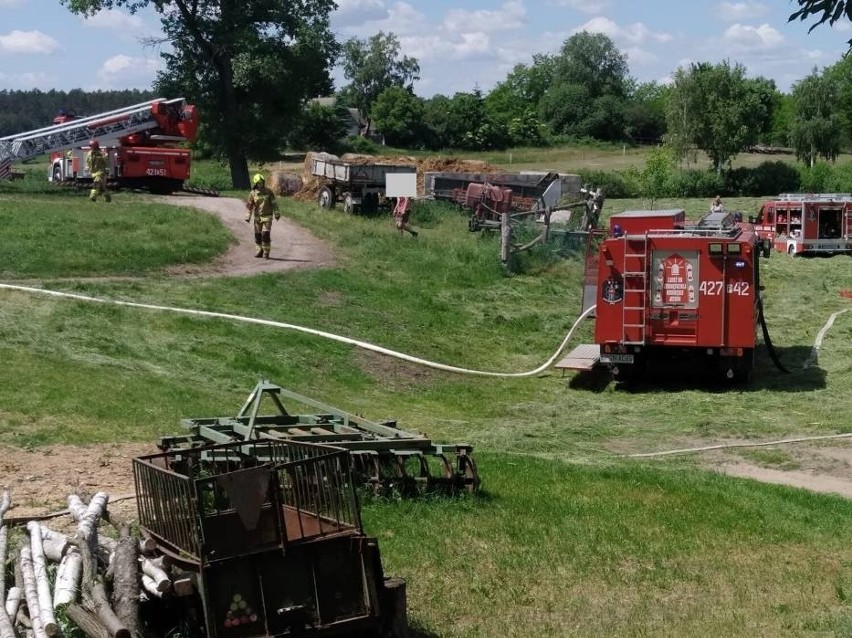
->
xmin=0 ymin=283 xmax=596 ymax=378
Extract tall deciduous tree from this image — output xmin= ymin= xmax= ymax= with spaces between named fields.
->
xmin=340 ymin=31 xmax=420 ymax=135
xmin=371 ymin=86 xmax=425 ymax=147
xmin=61 ymin=0 xmax=337 ymax=189
xmin=789 ymin=70 xmax=843 ymax=166
xmin=823 ymin=55 xmax=852 ymax=143
xmin=789 ymin=0 xmax=852 ymax=47
xmin=665 ymin=61 xmax=774 ymax=173
xmin=541 ymin=32 xmax=630 ymax=140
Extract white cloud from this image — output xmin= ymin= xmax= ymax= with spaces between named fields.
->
xmin=97 ymin=54 xmax=160 ymax=87
xmin=0 ymin=0 xmax=26 ymax=7
xmin=339 ymin=1 xmax=426 ymax=37
xmin=331 ymin=0 xmax=388 ymax=29
xmin=716 ymin=2 xmax=769 ymax=21
xmin=623 ymin=46 xmax=657 ymax=66
xmin=548 ymin=0 xmax=609 ymax=14
xmin=443 ymin=1 xmax=526 ymax=34
xmin=833 ymin=21 xmax=852 ymax=33
xmin=83 ymin=9 xmax=145 ymax=31
xmin=720 ymin=23 xmax=784 ymax=50
xmin=573 ymin=17 xmax=672 ymax=45
xmin=0 ymin=30 xmax=59 ymax=54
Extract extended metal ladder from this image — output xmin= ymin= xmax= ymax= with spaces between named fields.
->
xmin=622 ymin=234 xmax=648 ymax=344
xmin=0 ymin=97 xmax=185 ymax=168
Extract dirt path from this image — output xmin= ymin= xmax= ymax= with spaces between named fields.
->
xmin=158 ymin=194 xmax=336 ymax=276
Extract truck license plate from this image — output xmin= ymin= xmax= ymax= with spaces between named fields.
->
xmin=600 ymin=354 xmax=634 ymax=364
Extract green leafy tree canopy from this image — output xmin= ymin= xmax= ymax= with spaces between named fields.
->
xmin=789 ymin=0 xmax=852 ymax=47
xmin=340 ymin=31 xmax=420 ymax=133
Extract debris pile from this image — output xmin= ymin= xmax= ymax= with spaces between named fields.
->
xmin=0 ymin=490 xmax=185 ymax=638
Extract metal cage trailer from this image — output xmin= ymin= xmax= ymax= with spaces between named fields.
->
xmin=311 ymin=157 xmax=416 ymax=214
xmin=560 ymin=209 xmax=768 ymax=382
xmin=133 ymin=438 xmax=407 ymax=637
xmin=754 ymin=193 xmax=852 ymax=256
xmin=158 ymin=380 xmax=479 ymax=496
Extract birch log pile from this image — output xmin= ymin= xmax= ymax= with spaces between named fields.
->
xmin=0 ymin=489 xmax=195 ymax=638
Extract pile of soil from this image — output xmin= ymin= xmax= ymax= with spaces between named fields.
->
xmin=292 ymin=152 xmax=500 ymax=203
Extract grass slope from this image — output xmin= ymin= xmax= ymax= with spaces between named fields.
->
xmin=0 ymin=181 xmax=851 ymax=635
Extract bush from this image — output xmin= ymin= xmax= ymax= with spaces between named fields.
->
xmin=577 ymin=169 xmax=635 ymax=198
xmin=340 ymin=135 xmax=384 ymax=155
xmin=724 ymin=161 xmax=800 ymax=196
xmin=666 ymin=169 xmax=725 ymax=198
xmin=798 ymin=163 xmax=833 ymax=192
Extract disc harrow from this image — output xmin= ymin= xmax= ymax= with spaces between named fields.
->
xmin=157 ymin=380 xmax=480 ymax=495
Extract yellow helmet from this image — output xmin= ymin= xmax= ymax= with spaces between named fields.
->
xmin=252 ymin=173 xmax=265 ymax=186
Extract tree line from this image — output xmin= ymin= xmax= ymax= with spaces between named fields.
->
xmin=8 ymin=1 xmax=851 ymax=188
xmin=0 ymin=89 xmax=157 ymax=137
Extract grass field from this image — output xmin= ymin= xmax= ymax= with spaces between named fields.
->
xmin=1 ymin=155 xmax=852 ymax=635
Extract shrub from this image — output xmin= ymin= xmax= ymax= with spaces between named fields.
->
xmin=667 ymin=169 xmax=724 ymax=198
xmin=798 ymin=163 xmax=833 ymax=192
xmin=577 ymin=169 xmax=635 ymax=198
xmin=724 ymin=161 xmax=800 ymax=196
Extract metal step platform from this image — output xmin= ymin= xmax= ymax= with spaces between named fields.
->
xmin=554 ymin=343 xmax=601 ymax=372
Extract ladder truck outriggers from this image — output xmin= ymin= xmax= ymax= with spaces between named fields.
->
xmin=0 ymin=98 xmax=198 ymax=194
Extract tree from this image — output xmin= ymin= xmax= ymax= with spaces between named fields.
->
xmin=340 ymin=31 xmax=420 ymax=135
xmin=62 ymin=0 xmax=337 ymax=189
xmin=789 ymin=0 xmax=852 ymax=47
xmin=371 ymin=86 xmax=425 ymax=147
xmin=553 ymin=31 xmax=629 ymax=100
xmin=485 ymin=55 xmax=554 ymax=146
xmin=624 ymin=82 xmax=669 ymax=144
xmin=789 ymin=70 xmax=843 ymax=166
xmin=541 ymin=32 xmax=630 ymax=140
xmin=665 ymin=61 xmax=774 ymax=173
xmin=288 ymin=102 xmax=350 ymax=152
xmin=823 ymin=55 xmax=852 ymax=144
xmin=625 ymin=146 xmax=676 ymax=208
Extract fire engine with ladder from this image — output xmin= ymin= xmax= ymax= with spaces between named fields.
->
xmin=753 ymin=193 xmax=852 ymax=256
xmin=558 ymin=208 xmax=779 ymax=383
xmin=0 ymin=97 xmax=198 ymax=193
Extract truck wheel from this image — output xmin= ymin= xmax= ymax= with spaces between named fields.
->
xmin=52 ymin=165 xmax=63 ymax=183
xmin=343 ymin=193 xmax=358 ymax=214
xmin=787 ymin=244 xmax=796 ymax=256
xmin=317 ymin=185 xmax=335 ymax=209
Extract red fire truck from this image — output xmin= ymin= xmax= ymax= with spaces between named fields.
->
xmin=0 ymin=98 xmax=197 ymax=194
xmin=754 ymin=193 xmax=852 ymax=256
xmin=587 ymin=209 xmax=768 ymax=382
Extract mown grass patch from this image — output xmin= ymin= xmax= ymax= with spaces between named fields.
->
xmin=364 ymin=453 xmax=852 ymax=636
xmin=0 ymin=194 xmax=232 ymax=278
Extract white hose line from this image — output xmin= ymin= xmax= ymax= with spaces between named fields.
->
xmin=628 ymin=432 xmax=852 ymax=459
xmin=0 ymin=282 xmax=596 ymax=378
xmin=802 ymin=308 xmax=849 ymax=369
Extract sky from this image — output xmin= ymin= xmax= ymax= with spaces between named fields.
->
xmin=0 ymin=0 xmax=850 ymax=99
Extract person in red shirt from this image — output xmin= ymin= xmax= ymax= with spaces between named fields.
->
xmin=392 ymin=197 xmax=418 ymax=237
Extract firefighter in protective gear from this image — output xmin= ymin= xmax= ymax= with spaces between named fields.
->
xmin=85 ymin=139 xmax=111 ymax=203
xmin=245 ymin=173 xmax=280 ymax=258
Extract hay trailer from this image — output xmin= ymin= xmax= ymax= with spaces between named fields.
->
xmin=134 ymin=438 xmax=407 ymax=637
xmin=158 ymin=380 xmax=480 ymax=496
xmin=311 ymin=156 xmax=415 ymax=214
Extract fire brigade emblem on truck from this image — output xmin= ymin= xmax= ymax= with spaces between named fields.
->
xmin=653 ymin=252 xmax=698 ymax=308
xmin=602 ymin=275 xmax=624 ymax=304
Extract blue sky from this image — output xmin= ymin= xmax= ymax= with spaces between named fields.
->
xmin=0 ymin=0 xmax=850 ymax=98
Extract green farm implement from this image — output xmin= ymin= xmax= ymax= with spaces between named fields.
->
xmin=158 ymin=380 xmax=480 ymax=495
